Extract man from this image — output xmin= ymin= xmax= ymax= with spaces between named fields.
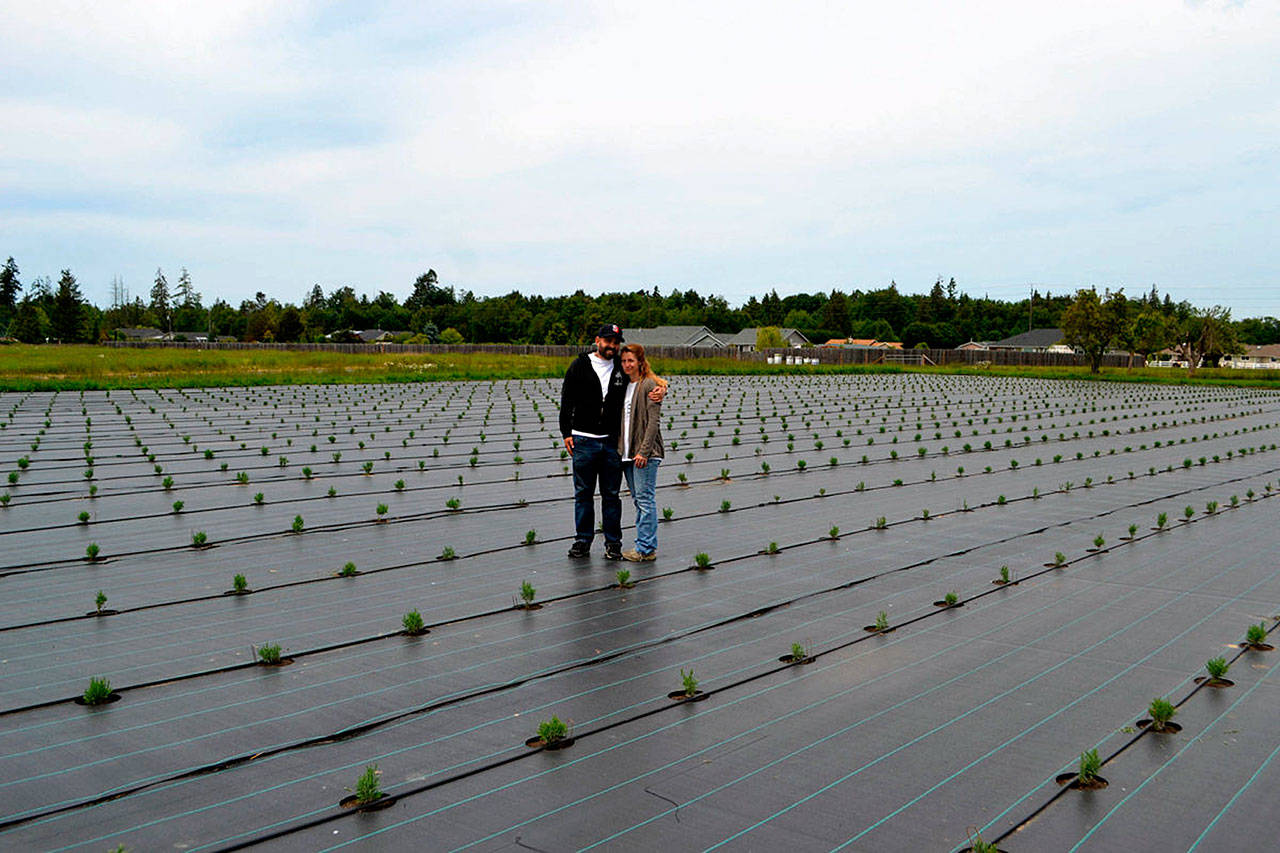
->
xmin=560 ymin=323 xmax=664 ymax=559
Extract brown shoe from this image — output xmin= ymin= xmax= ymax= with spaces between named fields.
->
xmin=623 ymin=549 xmax=656 ymax=562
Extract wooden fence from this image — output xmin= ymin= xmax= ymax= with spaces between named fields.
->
xmin=101 ymin=340 xmax=1140 ymax=369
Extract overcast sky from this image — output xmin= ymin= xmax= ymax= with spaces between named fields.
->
xmin=2 ymin=0 xmax=1277 ymax=316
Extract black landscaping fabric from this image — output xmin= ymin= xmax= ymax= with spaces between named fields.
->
xmin=2 ymin=375 xmax=1280 ymax=851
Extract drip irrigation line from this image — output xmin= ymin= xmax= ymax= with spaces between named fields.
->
xmin=7 ymin=467 xmax=1265 ymax=838
xmin=3 ymin=451 xmax=1274 ymax=715
xmin=320 ymin=522 xmax=1280 ymax=853
xmin=9 ymin=395 xmax=1272 ymax=513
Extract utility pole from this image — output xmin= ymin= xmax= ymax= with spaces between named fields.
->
xmin=1028 ymin=287 xmax=1034 ymax=332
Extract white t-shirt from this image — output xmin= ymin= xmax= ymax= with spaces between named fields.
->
xmin=571 ymin=352 xmax=615 ymax=440
xmin=622 ymin=381 xmax=637 ymax=456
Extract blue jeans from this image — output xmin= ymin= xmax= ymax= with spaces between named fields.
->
xmin=572 ymin=436 xmax=622 ymax=545
xmin=623 ymin=457 xmax=661 ymax=554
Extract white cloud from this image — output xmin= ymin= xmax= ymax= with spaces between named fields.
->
xmin=1 ymin=0 xmax=1278 ymax=312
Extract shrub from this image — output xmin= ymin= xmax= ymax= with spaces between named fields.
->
xmin=875 ymin=611 xmax=889 ymax=631
xmin=1184 ymin=505 xmax=1195 ymax=520
xmin=354 ymin=764 xmax=382 ymax=804
xmin=1246 ymin=622 xmax=1268 ymax=645
xmin=519 ymin=580 xmax=536 ymax=606
xmin=253 ymin=492 xmax=265 ymax=505
xmin=85 ymin=542 xmax=101 ymax=561
xmin=1093 ymin=534 xmax=1105 ymax=549
xmin=1148 ymin=697 xmax=1176 ymax=730
xmin=968 ymin=831 xmax=999 ymax=853
xmin=616 ymin=569 xmax=632 ymax=588
xmin=402 ymin=609 xmax=425 ymax=634
xmin=828 ymin=525 xmax=839 ymax=539
xmin=999 ymin=565 xmax=1010 ymax=583
xmin=1077 ymin=748 xmax=1102 ymax=784
xmin=82 ymin=676 xmax=113 ymax=705
xmin=341 ymin=561 xmax=358 ymax=577
xmin=375 ymin=503 xmax=388 ymax=519
xmin=1127 ymin=523 xmax=1137 ymax=537
xmin=662 ymin=507 xmax=673 ymax=520
xmin=1053 ymin=551 xmax=1066 ymax=567
xmin=537 ymin=716 xmax=568 ymax=743
xmin=720 ymin=500 xmax=731 ymax=513
xmin=944 ymin=591 xmax=958 ymax=606
xmin=257 ymin=643 xmax=282 ymax=664
xmin=95 ymin=590 xmax=108 ymax=613
xmin=446 ymin=497 xmax=461 ymax=511
xmin=78 ymin=510 xmax=90 ymax=524
xmin=524 ymin=529 xmax=537 ymax=546
xmin=439 ymin=545 xmax=456 ymax=560
xmin=694 ymin=552 xmax=712 ymax=569
xmin=1156 ymin=512 xmax=1167 ymax=529
xmin=765 ymin=541 xmax=779 ymax=554
xmin=1205 ymin=657 xmax=1230 ymax=680
xmin=873 ymin=516 xmax=887 ymax=530
xmin=233 ymin=573 xmax=247 ymax=593
xmin=790 ymin=642 xmax=806 ymax=661
xmin=680 ymin=667 xmax=699 ymax=696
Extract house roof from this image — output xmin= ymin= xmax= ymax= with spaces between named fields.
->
xmin=724 ymin=327 xmax=810 ymax=346
xmin=114 ymin=327 xmax=163 ymax=339
xmin=624 ymin=326 xmax=727 ymax=348
xmin=1236 ymin=344 xmax=1280 ymax=360
xmin=988 ymin=328 xmax=1064 ymax=349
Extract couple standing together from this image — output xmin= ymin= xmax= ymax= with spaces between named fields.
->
xmin=559 ymin=324 xmax=667 ymax=562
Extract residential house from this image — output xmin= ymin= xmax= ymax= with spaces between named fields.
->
xmin=1222 ymin=344 xmax=1280 ymax=369
xmin=113 ymin=327 xmax=164 ymax=341
xmin=986 ymin=328 xmax=1067 ymax=353
xmin=725 ymin=327 xmax=810 ymax=352
xmin=624 ymin=326 xmax=728 ymax=349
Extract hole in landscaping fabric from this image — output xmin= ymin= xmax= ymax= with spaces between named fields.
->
xmin=1194 ymin=676 xmax=1234 ymax=688
xmin=339 ymin=793 xmax=397 ymax=811
xmin=933 ymin=600 xmax=964 ymax=608
xmin=668 ymin=690 xmax=707 ymax=702
xmin=525 ymin=736 xmax=575 ymax=750
xmin=259 ymin=658 xmax=295 ymax=668
xmin=73 ymin=692 xmax=121 ymax=706
xmin=84 ymin=609 xmax=119 ymax=617
xmin=401 ymin=628 xmax=430 ymax=637
xmin=777 ymin=654 xmax=814 ymax=665
xmin=1244 ymin=642 xmax=1275 ymax=652
xmin=514 ymin=603 xmax=543 ymax=611
xmin=222 ymin=589 xmax=253 ymax=596
xmin=1055 ymin=773 xmax=1109 ymax=790
xmin=862 ymin=625 xmax=895 ymax=634
xmin=1136 ymin=719 xmax=1183 ymax=734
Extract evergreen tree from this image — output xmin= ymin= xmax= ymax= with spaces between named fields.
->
xmin=50 ymin=269 xmax=86 ymax=342
xmin=12 ymin=300 xmax=48 ymax=343
xmin=151 ymin=268 xmax=171 ymax=332
xmin=176 ymin=267 xmax=198 ymax=308
xmin=0 ymin=256 xmax=21 ymax=316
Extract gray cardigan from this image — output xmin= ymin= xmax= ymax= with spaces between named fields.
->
xmin=618 ymin=376 xmax=665 ymax=460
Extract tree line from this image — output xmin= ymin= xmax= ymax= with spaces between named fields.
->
xmin=2 ymin=258 xmax=1277 ymax=352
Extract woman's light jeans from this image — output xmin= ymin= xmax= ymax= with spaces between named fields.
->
xmin=622 ymin=457 xmax=661 ymax=554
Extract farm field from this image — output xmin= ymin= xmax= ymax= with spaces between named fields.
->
xmin=3 ymin=373 xmax=1280 ymax=851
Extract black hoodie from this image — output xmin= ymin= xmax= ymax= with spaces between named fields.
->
xmin=559 ymin=351 xmax=630 ymax=439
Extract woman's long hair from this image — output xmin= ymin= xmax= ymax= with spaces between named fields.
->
xmin=620 ymin=343 xmax=666 ymax=386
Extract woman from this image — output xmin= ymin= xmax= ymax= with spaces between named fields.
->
xmin=618 ymin=344 xmax=665 ymax=561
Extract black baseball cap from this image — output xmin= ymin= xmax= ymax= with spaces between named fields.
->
xmin=595 ymin=323 xmax=624 ymax=342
